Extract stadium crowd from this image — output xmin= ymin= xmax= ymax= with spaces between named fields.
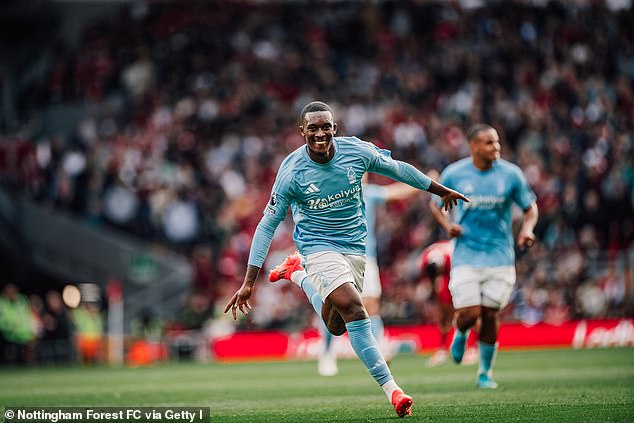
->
xmin=6 ymin=1 xmax=634 ymax=337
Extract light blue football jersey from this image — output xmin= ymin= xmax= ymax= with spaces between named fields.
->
xmin=363 ymin=184 xmax=388 ymax=259
xmin=248 ymin=137 xmax=431 ymax=267
xmin=436 ymin=158 xmax=536 ymax=267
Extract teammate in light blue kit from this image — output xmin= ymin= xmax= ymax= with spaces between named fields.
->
xmin=430 ymin=124 xmax=538 ymax=389
xmin=360 ymin=182 xmax=420 ymax=354
xmin=225 ymin=101 xmax=468 ymax=417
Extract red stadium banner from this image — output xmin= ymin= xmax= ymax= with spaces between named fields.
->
xmin=213 ymin=331 xmax=291 ymax=361
xmin=211 ymin=318 xmax=634 ymax=362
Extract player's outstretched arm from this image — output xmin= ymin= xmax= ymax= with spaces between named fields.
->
xmin=384 ymin=183 xmax=420 ymax=202
xmin=369 ymin=156 xmax=467 ymax=210
xmin=517 ymin=202 xmax=538 ymax=249
xmin=226 ymin=186 xmax=290 ymax=320
xmin=224 ymin=218 xmax=276 ymax=320
xmin=427 ymin=180 xmax=469 ymax=211
xmin=224 ymin=264 xmax=260 ymax=320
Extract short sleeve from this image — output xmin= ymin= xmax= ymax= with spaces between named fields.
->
xmin=511 ymin=166 xmax=536 ymax=210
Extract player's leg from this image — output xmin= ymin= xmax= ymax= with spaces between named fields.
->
xmin=448 ymin=266 xmax=482 ymax=364
xmin=364 ymin=296 xmax=385 ymax=352
xmin=426 ymin=302 xmax=453 ymax=367
xmin=328 ymin=283 xmax=412 ymax=417
xmin=321 ymin=298 xmax=347 ymax=336
xmin=476 ymin=266 xmax=515 ymax=389
xmin=313 ymin=252 xmax=412 ymax=417
xmin=269 ymin=252 xmax=345 ymax=335
xmin=476 ymin=306 xmax=499 ymax=389
xmin=363 ymin=257 xmax=387 ymax=358
xmin=439 ymin=303 xmax=453 ymax=350
xmin=461 ymin=317 xmax=480 ymax=366
xmin=317 ymin=321 xmax=338 ymax=376
xmin=269 ymin=252 xmax=343 ymax=374
xmin=451 ymin=305 xmax=480 ymax=363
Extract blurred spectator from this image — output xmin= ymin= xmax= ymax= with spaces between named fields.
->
xmin=38 ymin=290 xmax=75 ymax=364
xmin=599 ymin=262 xmax=627 ymax=312
xmin=178 ymin=292 xmax=214 ymax=331
xmin=29 ymin=294 xmax=45 ymax=341
xmin=71 ymin=302 xmax=104 ymax=365
xmin=166 ymin=292 xmax=214 ymax=361
xmin=191 ymin=244 xmax=216 ymax=298
xmin=127 ymin=308 xmax=166 ymax=367
xmin=0 ymin=285 xmax=38 ymax=364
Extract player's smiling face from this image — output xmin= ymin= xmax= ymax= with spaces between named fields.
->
xmin=300 ymin=111 xmax=337 ymax=163
xmin=472 ymin=128 xmax=501 ymax=165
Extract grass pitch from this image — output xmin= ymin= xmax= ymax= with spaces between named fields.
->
xmin=1 ymin=348 xmax=633 ymax=422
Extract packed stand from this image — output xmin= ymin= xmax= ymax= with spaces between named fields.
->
xmin=8 ymin=1 xmax=634 ymax=331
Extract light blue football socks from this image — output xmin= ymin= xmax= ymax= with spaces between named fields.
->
xmin=296 ymin=275 xmax=397 ymax=394
xmin=370 ymin=315 xmax=385 ymax=345
xmin=476 ymin=341 xmax=498 ymax=389
xmin=346 ymin=318 xmax=392 ymax=386
xmin=450 ymin=328 xmax=469 ymax=363
xmin=300 ymin=276 xmax=323 ymax=317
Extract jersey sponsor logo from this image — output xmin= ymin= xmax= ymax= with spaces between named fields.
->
xmin=304 ymin=183 xmax=320 ymax=194
xmin=462 ymin=195 xmax=505 ymax=209
xmin=307 ymin=184 xmax=361 ymax=209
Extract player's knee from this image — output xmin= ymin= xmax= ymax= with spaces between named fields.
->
xmin=341 ymin=303 xmax=367 ymax=322
xmin=327 ymin=283 xmax=367 ymax=322
xmin=457 ymin=306 xmax=480 ymax=327
xmin=363 ymin=297 xmax=380 ymax=315
xmin=326 ymin=319 xmax=347 ymax=336
xmin=480 ymin=306 xmax=499 ymax=324
xmin=321 ymin=300 xmax=347 ymax=336
xmin=335 ymin=298 xmax=367 ymax=322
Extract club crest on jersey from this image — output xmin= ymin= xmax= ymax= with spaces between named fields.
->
xmin=347 ymin=167 xmax=357 ymax=184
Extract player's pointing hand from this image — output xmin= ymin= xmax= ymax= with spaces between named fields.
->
xmin=441 ymin=189 xmax=469 ymax=211
xmin=224 ymin=283 xmax=254 ymax=320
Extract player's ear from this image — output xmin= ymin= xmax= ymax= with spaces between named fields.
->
xmin=333 ymin=122 xmax=337 ymax=134
xmin=299 ymin=125 xmax=305 ymax=136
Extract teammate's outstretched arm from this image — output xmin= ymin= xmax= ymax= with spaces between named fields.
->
xmin=368 ymin=151 xmax=468 ymax=211
xmin=427 ymin=180 xmax=469 ymax=211
xmin=383 ymin=182 xmax=419 ymax=202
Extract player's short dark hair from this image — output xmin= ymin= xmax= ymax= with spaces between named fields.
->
xmin=300 ymin=101 xmax=334 ymax=123
xmin=466 ymin=123 xmax=494 ymax=142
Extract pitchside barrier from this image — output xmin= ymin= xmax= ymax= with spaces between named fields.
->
xmin=210 ymin=318 xmax=634 ymax=362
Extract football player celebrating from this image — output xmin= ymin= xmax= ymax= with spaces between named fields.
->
xmin=225 ymin=101 xmax=468 ymax=417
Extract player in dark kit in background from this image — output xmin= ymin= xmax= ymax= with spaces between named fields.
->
xmin=418 ymin=239 xmax=478 ymax=367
